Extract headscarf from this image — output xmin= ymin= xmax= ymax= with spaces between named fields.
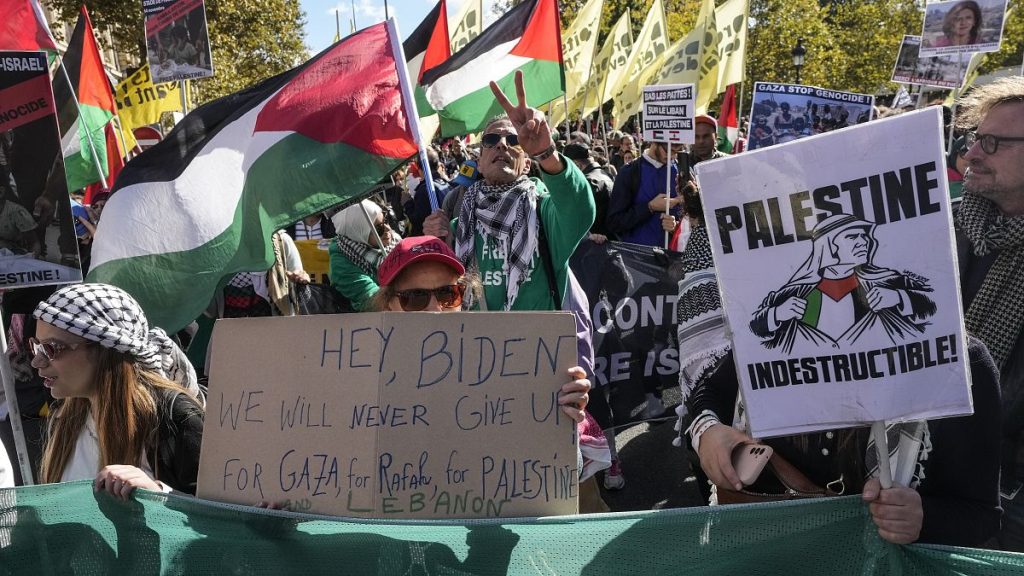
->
xmin=331 ymin=200 xmax=398 ymax=276
xmin=33 ymin=283 xmax=200 ymax=397
xmin=786 ymin=214 xmax=895 ymax=286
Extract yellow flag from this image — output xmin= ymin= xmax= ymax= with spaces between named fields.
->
xmin=553 ymin=11 xmax=633 ymax=125
xmin=450 ymin=0 xmax=483 ymax=54
xmin=695 ymin=0 xmax=719 ymax=113
xmin=548 ymin=0 xmax=603 ymax=126
xmin=610 ymin=0 xmax=670 ymax=122
xmin=652 ymin=27 xmax=702 ymax=87
xmin=714 ymin=0 xmax=748 ymax=89
xmin=945 ymin=51 xmax=986 ymax=106
xmin=114 ymin=65 xmax=182 ymax=131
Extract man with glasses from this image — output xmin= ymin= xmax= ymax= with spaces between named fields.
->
xmin=424 ymin=71 xmax=595 ymax=313
xmin=954 ymin=76 xmax=1024 ymax=551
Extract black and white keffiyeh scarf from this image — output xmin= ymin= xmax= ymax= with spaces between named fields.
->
xmin=456 ymin=176 xmax=539 ymax=310
xmin=675 ymin=226 xmax=730 ymax=399
xmin=33 ymin=283 xmax=200 ymax=398
xmin=335 ymin=233 xmax=400 ymax=278
xmin=956 ymin=192 xmax=1024 ymax=367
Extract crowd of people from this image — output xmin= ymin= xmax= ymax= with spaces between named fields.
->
xmin=1 ymin=69 xmax=1023 ymax=556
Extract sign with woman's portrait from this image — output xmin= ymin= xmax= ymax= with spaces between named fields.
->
xmin=919 ymin=0 xmax=1009 ymax=57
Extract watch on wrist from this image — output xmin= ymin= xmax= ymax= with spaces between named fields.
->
xmin=532 ymin=143 xmax=557 ymax=162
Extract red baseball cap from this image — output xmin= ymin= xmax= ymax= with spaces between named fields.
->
xmin=377 ymin=236 xmax=465 ymax=287
xmin=695 ymin=114 xmax=718 ymax=130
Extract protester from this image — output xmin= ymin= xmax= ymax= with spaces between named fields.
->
xmin=935 ymin=0 xmax=982 ymax=47
xmin=606 ymin=140 xmax=680 ymax=248
xmin=285 ymin=212 xmax=336 ymax=241
xmin=563 ymin=143 xmax=614 ymax=243
xmin=423 ymin=71 xmax=595 ymax=313
xmin=954 ymin=75 xmax=1024 ymax=551
xmin=31 ymin=283 xmax=204 ymax=497
xmin=328 ymin=199 xmax=399 ymax=311
xmin=687 ymin=338 xmax=1000 ymax=547
xmin=0 ymin=184 xmax=40 ymax=256
xmin=611 ymin=134 xmax=635 ymax=170
xmin=441 ymin=159 xmax=481 ymax=222
xmin=405 ymin=147 xmax=450 ymax=237
xmin=215 ymin=231 xmax=310 ymax=318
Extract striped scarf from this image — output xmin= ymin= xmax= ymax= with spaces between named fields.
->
xmin=335 ymin=234 xmax=399 ymax=278
xmin=956 ymin=193 xmax=1024 ymax=367
xmin=456 ymin=176 xmax=539 ymax=310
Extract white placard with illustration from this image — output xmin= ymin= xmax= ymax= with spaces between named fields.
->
xmin=696 ymin=108 xmax=973 ymax=438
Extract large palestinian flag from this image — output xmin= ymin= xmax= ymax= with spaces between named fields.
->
xmin=88 ymin=22 xmax=419 ymax=332
xmin=53 ymin=6 xmax=116 ymax=191
xmin=0 ymin=0 xmax=57 ymax=51
xmin=420 ymin=0 xmax=563 ymax=136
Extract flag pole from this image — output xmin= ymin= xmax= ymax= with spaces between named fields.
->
xmin=180 ymin=80 xmax=190 ymax=115
xmin=335 ymin=10 xmax=341 ymax=40
xmin=351 ymin=0 xmax=358 ymax=31
xmin=112 ymin=115 xmax=131 ymax=161
xmin=388 ymin=17 xmax=440 ymax=212
xmin=664 ymin=142 xmax=672 ymax=249
xmin=947 ymin=52 xmax=965 ymax=151
xmin=57 ymin=61 xmax=107 ymax=189
xmin=0 ymin=307 xmax=35 ymax=485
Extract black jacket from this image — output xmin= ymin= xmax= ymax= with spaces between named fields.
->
xmin=144 ymin=387 xmax=204 ymax=495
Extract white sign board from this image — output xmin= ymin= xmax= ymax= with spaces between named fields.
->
xmin=642 ymin=84 xmax=695 ymax=144
xmin=696 ymin=108 xmax=973 ymax=437
xmin=892 ymin=35 xmax=968 ymax=89
xmin=919 ymin=0 xmax=1009 ymax=57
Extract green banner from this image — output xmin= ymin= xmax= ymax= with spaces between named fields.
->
xmin=1 ymin=481 xmax=1022 ymax=575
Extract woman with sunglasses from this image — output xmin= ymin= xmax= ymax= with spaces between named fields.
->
xmin=30 ymin=283 xmax=204 ymax=498
xmin=328 ymin=199 xmax=400 ymax=312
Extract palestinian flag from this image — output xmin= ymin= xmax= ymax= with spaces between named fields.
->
xmin=421 ymin=0 xmax=563 ymax=136
xmin=717 ymin=83 xmax=738 ymax=153
xmin=405 ymin=0 xmax=451 ymax=117
xmin=88 ymin=22 xmax=419 ymax=332
xmin=53 ymin=6 xmax=116 ymax=191
xmin=0 ymin=0 xmax=57 ymax=51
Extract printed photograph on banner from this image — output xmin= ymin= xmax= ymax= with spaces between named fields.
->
xmin=919 ymin=0 xmax=1009 ymax=57
xmin=696 ymin=108 xmax=972 ymax=437
xmin=0 ymin=51 xmax=84 ymax=290
xmin=747 ymin=82 xmax=874 ymax=152
xmin=892 ymin=35 xmax=969 ymax=89
xmin=642 ymin=84 xmax=695 ymax=145
xmin=143 ymin=0 xmax=215 ymax=83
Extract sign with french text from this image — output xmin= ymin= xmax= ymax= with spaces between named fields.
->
xmin=696 ymin=108 xmax=972 ymax=437
xmin=892 ymin=35 xmax=968 ymax=89
xmin=642 ymin=84 xmax=695 ymax=144
xmin=918 ymin=0 xmax=1009 ymax=57
xmin=198 ymin=312 xmax=579 ymax=519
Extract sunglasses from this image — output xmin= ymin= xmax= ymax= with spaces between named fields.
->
xmin=481 ymin=133 xmax=519 ymax=149
xmin=28 ymin=337 xmax=88 ymax=362
xmin=374 ymin=219 xmax=391 ymax=238
xmin=395 ymin=284 xmax=466 ymax=311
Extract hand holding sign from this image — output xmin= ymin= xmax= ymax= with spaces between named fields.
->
xmin=489 ymin=71 xmax=558 ymax=168
xmin=862 ymin=477 xmax=923 ymax=544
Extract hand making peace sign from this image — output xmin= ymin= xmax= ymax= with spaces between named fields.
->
xmin=489 ymin=70 xmax=555 ymax=159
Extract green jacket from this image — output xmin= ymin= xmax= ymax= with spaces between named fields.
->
xmin=328 ymin=240 xmax=378 ymax=311
xmin=468 ymin=160 xmax=595 ymax=311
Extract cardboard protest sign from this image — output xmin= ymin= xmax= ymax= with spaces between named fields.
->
xmin=747 ymin=82 xmax=874 ymax=152
xmin=642 ymin=84 xmax=695 ymax=145
xmin=696 ymin=108 xmax=972 ymax=438
xmin=0 ymin=51 xmax=84 ymax=289
xmin=892 ymin=35 xmax=969 ymax=89
xmin=919 ymin=0 xmax=1009 ymax=57
xmin=198 ymin=312 xmax=579 ymax=519
xmin=143 ymin=0 xmax=215 ymax=83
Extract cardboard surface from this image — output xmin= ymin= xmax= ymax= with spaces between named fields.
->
xmin=198 ymin=312 xmax=579 ymax=519
xmin=697 ymin=108 xmax=973 ymax=438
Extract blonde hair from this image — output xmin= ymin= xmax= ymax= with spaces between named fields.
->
xmin=40 ymin=347 xmax=200 ymax=483
xmin=956 ymin=76 xmax=1024 ymax=130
